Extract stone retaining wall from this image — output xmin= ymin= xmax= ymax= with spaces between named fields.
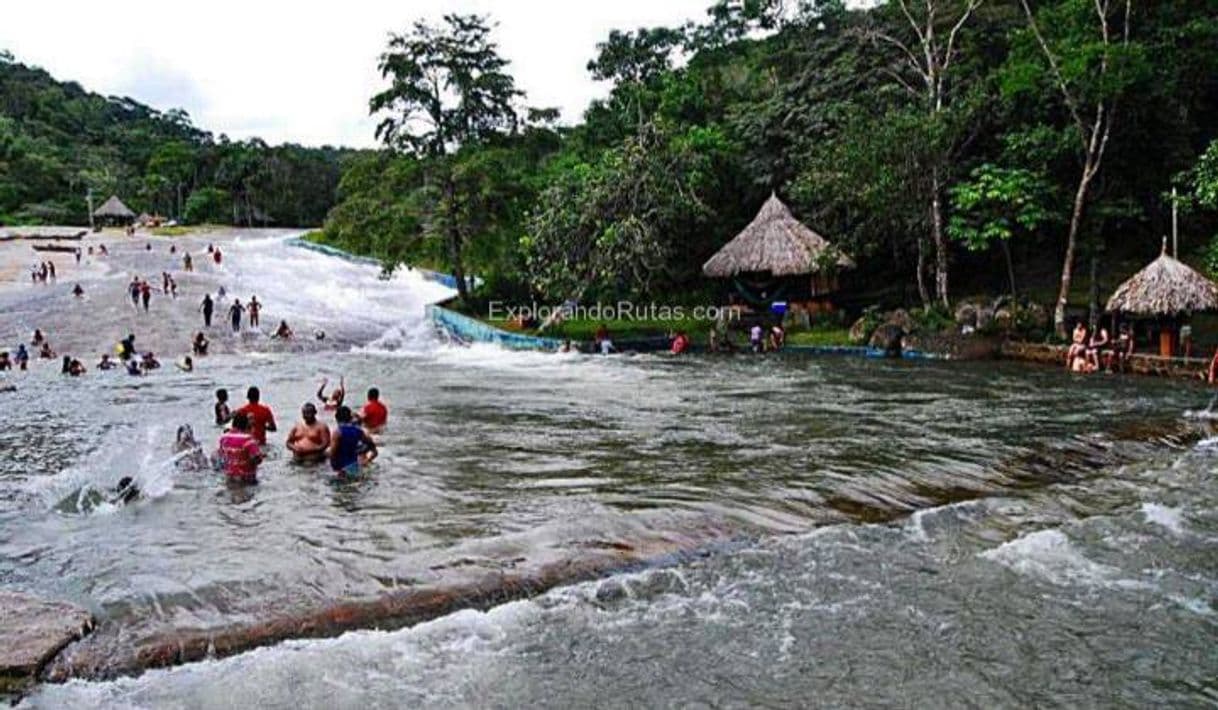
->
xmin=1001 ymin=340 xmax=1210 ymax=380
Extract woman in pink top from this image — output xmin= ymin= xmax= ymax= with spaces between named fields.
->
xmin=217 ymin=412 xmax=263 ymax=483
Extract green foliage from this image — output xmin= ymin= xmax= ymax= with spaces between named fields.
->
xmin=785 ymin=327 xmax=853 ymax=347
xmin=522 ymin=122 xmax=737 ymax=300
xmin=370 ymin=14 xmax=521 ymax=156
xmin=948 ymin=164 xmax=1055 ymax=251
xmin=910 ymin=306 xmax=954 ymax=333
xmin=1192 ymin=140 xmax=1218 ymax=210
xmin=368 ymin=14 xmax=526 ymax=299
xmin=0 ymin=57 xmax=353 ymax=227
xmin=183 ymin=187 xmax=229 ymax=224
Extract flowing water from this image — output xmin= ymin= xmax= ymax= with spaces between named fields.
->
xmin=2 ymin=231 xmax=1216 ymax=707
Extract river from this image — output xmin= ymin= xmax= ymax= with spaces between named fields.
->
xmin=2 ymin=231 xmax=1215 ymax=707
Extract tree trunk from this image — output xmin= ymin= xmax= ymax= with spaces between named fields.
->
xmin=444 ymin=178 xmax=469 ymax=302
xmin=1054 ymin=168 xmax=1094 ymax=338
xmin=1087 ymin=251 xmax=1100 ymax=329
xmin=930 ymin=167 xmax=950 ymax=310
xmin=1000 ymin=238 xmax=1017 ymax=297
xmin=915 ymin=236 xmax=931 ymax=307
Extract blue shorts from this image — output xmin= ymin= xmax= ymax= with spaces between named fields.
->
xmin=332 ymin=461 xmax=361 ymax=480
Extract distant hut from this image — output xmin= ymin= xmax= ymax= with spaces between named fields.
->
xmin=1106 ymin=239 xmax=1218 ymax=357
xmin=703 ymin=193 xmax=854 ymax=315
xmin=93 ymin=196 xmax=136 ymax=227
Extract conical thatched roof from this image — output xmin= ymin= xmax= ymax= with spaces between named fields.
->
xmin=1106 ymin=241 xmax=1218 ymax=316
xmin=703 ymin=194 xmax=854 ymax=278
xmin=93 ymin=195 xmax=135 ymax=218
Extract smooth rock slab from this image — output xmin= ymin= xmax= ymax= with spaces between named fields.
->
xmin=0 ymin=590 xmax=93 ymax=690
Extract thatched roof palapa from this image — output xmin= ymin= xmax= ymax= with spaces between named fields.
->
xmin=93 ymin=195 xmax=135 ymax=218
xmin=1106 ymin=240 xmax=1218 ymax=316
xmin=702 ymin=194 xmax=854 ymax=278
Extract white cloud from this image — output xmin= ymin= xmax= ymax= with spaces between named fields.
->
xmin=0 ymin=0 xmax=711 ymax=148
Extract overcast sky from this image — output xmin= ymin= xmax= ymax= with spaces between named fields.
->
xmin=1 ymin=0 xmax=714 ymax=148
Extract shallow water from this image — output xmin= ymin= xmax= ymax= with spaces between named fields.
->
xmin=3 ymin=232 xmax=1217 ymax=707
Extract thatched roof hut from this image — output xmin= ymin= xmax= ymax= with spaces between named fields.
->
xmin=93 ymin=195 xmax=136 ymax=225
xmin=1105 ymin=241 xmax=1218 ymax=316
xmin=703 ymin=194 xmax=854 ymax=278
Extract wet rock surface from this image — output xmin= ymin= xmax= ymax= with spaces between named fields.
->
xmin=0 ymin=590 xmax=93 ymax=690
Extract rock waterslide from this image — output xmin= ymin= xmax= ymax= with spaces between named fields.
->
xmin=2 ymin=229 xmax=1216 ymax=705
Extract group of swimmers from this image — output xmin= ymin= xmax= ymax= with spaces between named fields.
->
xmin=29 ymin=260 xmax=56 ymax=283
xmin=1066 ymin=322 xmax=1134 ymax=373
xmin=213 ymin=381 xmax=387 ymax=484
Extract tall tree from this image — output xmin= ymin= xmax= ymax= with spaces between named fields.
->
xmin=863 ymin=0 xmax=986 ymax=309
xmin=587 ymin=27 xmax=685 ymax=137
xmin=370 ymin=14 xmax=522 ymax=300
xmin=1011 ymin=0 xmax=1132 ymax=337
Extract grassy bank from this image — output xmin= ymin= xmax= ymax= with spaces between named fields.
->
xmin=149 ymin=224 xmax=225 ymax=237
xmin=482 ymin=315 xmax=853 ymax=347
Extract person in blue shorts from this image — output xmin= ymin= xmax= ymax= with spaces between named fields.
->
xmin=328 ymin=405 xmax=377 ymax=480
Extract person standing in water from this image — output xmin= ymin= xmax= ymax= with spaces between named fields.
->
xmin=358 ymin=387 xmax=388 ymax=432
xmin=200 ymin=294 xmax=215 ymax=328
xmin=317 ymin=377 xmax=345 ymax=411
xmin=286 ymin=403 xmax=331 ymax=463
xmin=214 ymin=388 xmax=232 ymax=426
xmin=248 ymin=296 xmax=261 ymax=328
xmin=183 ymin=252 xmax=193 ymax=272
xmin=117 ymin=334 xmax=136 ymax=362
xmin=14 ymin=344 xmax=29 ymax=371
xmin=229 ymin=299 xmax=244 ymax=333
xmin=235 ymin=386 xmax=277 ymax=445
xmin=217 ymin=412 xmax=263 ymax=484
xmin=329 ymin=406 xmax=377 ymax=480
xmin=140 ymin=280 xmax=152 ymax=311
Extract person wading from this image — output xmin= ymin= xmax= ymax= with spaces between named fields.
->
xmin=286 ymin=403 xmax=331 ymax=463
xmin=200 ymin=294 xmax=215 ymax=328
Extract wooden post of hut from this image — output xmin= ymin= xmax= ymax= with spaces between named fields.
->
xmin=1105 ymin=238 xmax=1218 ymax=360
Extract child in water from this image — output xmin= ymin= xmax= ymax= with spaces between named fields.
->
xmin=214 ymin=388 xmax=232 ymax=426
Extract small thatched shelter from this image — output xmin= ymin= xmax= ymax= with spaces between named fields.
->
xmin=1106 ymin=240 xmax=1218 ymax=357
xmin=1106 ymin=245 xmax=1218 ymax=316
xmin=93 ymin=196 xmax=136 ymax=226
xmin=703 ymin=194 xmax=853 ymax=312
xmin=703 ymin=194 xmax=854 ymax=278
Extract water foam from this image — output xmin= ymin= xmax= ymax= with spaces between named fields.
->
xmin=1141 ymin=503 xmax=1186 ymax=535
xmin=980 ymin=529 xmax=1128 ymax=588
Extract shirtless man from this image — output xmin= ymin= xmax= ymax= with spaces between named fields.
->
xmin=316 ymin=377 xmax=345 ymax=411
xmin=286 ymin=403 xmax=331 ymax=463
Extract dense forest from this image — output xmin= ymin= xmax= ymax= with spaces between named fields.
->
xmin=0 ymin=50 xmax=355 ymax=227
xmin=316 ymin=0 xmax=1218 ymax=336
xmin=4 ymin=2 xmax=1218 ymax=335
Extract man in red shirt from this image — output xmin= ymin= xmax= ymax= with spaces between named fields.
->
xmin=358 ymin=387 xmax=388 ymax=432
xmin=235 ymin=386 xmax=277 ymax=445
